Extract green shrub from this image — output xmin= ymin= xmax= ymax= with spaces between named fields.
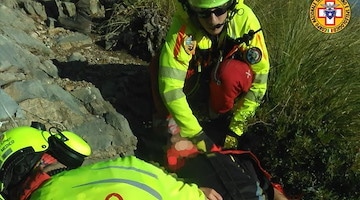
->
xmin=246 ymin=0 xmax=360 ymax=199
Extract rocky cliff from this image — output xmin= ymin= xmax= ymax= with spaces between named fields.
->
xmin=0 ymin=1 xmax=153 ymax=164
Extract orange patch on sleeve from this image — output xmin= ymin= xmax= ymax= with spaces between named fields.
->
xmin=174 ymin=25 xmax=186 ymax=58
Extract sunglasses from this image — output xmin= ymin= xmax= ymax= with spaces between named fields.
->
xmin=195 ymin=7 xmax=228 ymax=18
xmin=192 ymin=2 xmax=232 ymax=18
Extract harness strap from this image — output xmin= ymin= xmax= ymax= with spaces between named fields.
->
xmin=216 ymin=150 xmax=274 ymax=200
xmin=207 ymin=153 xmax=246 ymax=200
xmin=219 ymin=149 xmax=272 ymax=179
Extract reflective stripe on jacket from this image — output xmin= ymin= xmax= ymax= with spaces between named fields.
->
xmin=158 ymin=2 xmax=270 ymax=137
xmin=30 ymin=156 xmax=206 ymax=200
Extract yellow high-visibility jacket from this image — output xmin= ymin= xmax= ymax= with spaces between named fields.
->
xmin=30 ymin=156 xmax=206 ymax=200
xmin=158 ymin=1 xmax=269 ymax=137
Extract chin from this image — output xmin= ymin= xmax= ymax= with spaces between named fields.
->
xmin=207 ymin=29 xmax=223 ymax=35
xmin=206 ymin=25 xmax=224 ymax=35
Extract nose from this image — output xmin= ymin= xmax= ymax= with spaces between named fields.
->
xmin=207 ymin=13 xmax=220 ymax=24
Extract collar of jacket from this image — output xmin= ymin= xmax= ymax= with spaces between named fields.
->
xmin=20 ymin=171 xmax=51 ymax=200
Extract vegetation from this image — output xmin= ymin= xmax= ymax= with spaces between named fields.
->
xmin=101 ymin=0 xmax=359 ymax=199
xmin=246 ymin=1 xmax=360 ymax=199
xmin=97 ymin=0 xmax=176 ymax=61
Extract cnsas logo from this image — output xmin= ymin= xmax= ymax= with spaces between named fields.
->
xmin=310 ymin=0 xmax=351 ymax=33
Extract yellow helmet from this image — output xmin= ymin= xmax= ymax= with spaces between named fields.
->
xmin=0 ymin=126 xmax=51 ymax=192
xmin=188 ymin=0 xmax=234 ymax=9
xmin=0 ymin=125 xmax=92 ymax=193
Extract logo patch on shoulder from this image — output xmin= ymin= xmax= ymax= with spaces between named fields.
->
xmin=245 ymin=47 xmax=262 ymax=64
xmin=183 ymin=35 xmax=197 ymax=55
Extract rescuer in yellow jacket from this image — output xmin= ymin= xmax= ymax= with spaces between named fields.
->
xmin=29 ymin=156 xmax=217 ymax=200
xmin=151 ymin=0 xmax=270 ymax=151
xmin=0 ymin=125 xmax=222 ymax=200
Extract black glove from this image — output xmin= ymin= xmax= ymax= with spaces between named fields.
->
xmin=190 ymin=130 xmax=216 ymax=152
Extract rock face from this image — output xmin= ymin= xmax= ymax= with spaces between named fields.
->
xmin=0 ymin=1 xmax=150 ymax=164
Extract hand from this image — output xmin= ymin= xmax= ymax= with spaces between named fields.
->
xmin=223 ymin=134 xmax=239 ymax=149
xmin=170 ymin=134 xmax=197 ymax=156
xmin=199 ymin=187 xmax=223 ymax=200
xmin=224 ymin=134 xmax=251 ymax=150
xmin=167 ymin=134 xmax=198 ymax=170
xmin=190 ymin=131 xmax=216 ymax=152
xmin=170 ymin=133 xmax=186 ymax=144
xmin=273 ymin=187 xmax=289 ymax=200
xmin=226 ymin=129 xmax=256 ymax=150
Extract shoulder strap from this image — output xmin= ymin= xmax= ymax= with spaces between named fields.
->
xmin=219 ymin=149 xmax=272 ymax=179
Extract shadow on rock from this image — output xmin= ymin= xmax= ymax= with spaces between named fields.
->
xmin=54 ymin=60 xmax=169 ymax=164
xmin=54 ymin=60 xmax=152 ymax=133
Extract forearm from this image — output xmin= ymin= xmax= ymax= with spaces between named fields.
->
xmin=159 ymin=44 xmax=201 ymax=138
xmin=159 ymin=168 xmax=207 ymax=200
xmin=230 ymin=96 xmax=259 ymax=135
xmin=229 ymin=80 xmax=267 ymax=135
xmin=165 ymin=98 xmax=203 ymax=137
